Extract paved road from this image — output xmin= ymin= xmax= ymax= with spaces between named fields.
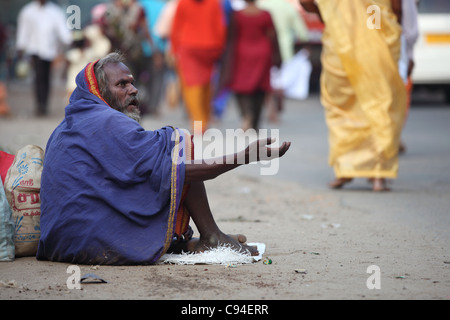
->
xmin=1 ymin=79 xmax=449 ymax=300
xmin=1 ymin=80 xmax=449 ymax=241
xmin=222 ymin=90 xmax=450 ymax=242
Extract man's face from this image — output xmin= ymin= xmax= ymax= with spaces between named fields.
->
xmin=102 ymin=62 xmax=141 ymax=122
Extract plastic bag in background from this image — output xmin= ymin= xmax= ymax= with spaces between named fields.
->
xmin=4 ymin=145 xmax=44 ymax=257
xmin=0 ymin=178 xmax=14 ymax=261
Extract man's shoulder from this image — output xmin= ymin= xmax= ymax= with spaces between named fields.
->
xmin=70 ymin=103 xmax=143 ymax=131
xmin=20 ymin=2 xmax=38 ymax=15
xmin=46 ymin=2 xmax=65 ymax=15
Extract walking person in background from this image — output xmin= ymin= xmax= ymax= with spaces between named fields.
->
xmin=0 ymin=22 xmax=10 ymax=118
xmin=153 ymin=0 xmax=182 ymax=109
xmin=140 ymin=0 xmax=168 ymax=115
xmin=170 ymin=0 xmax=227 ymax=133
xmin=398 ymin=0 xmax=419 ymax=154
xmin=300 ymin=0 xmax=406 ymax=191
xmin=257 ymin=0 xmax=309 ymax=124
xmin=16 ymin=0 xmax=72 ymax=117
xmin=103 ymin=0 xmax=157 ymax=116
xmin=222 ymin=0 xmax=281 ymax=131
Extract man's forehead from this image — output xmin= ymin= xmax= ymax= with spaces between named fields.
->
xmin=104 ymin=62 xmax=134 ymax=81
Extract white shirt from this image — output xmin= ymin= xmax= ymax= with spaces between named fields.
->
xmin=398 ymin=0 xmax=419 ymax=82
xmin=402 ymin=0 xmax=419 ymax=62
xmin=16 ymin=1 xmax=72 ymax=61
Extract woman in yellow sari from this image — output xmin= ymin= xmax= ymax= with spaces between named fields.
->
xmin=300 ymin=0 xmax=406 ymax=191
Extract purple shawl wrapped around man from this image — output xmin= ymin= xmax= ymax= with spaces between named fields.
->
xmin=36 ymin=61 xmax=189 ymax=265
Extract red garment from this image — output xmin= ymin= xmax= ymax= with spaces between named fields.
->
xmin=0 ymin=150 xmax=14 ymax=185
xmin=171 ymin=0 xmax=226 ymax=53
xmin=228 ymin=10 xmax=276 ymax=93
xmin=171 ymin=0 xmax=226 ymax=86
xmin=177 ymin=47 xmax=223 ymax=86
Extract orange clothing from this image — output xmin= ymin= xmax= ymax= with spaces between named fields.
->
xmin=0 ymin=83 xmax=10 ymax=116
xmin=181 ymin=82 xmax=212 ymax=132
xmin=170 ymin=0 xmax=226 ymax=131
xmin=170 ymin=0 xmax=226 ymax=55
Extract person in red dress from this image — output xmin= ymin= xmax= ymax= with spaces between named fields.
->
xmin=170 ymin=0 xmax=227 ymax=133
xmin=222 ymin=0 xmax=281 ymax=130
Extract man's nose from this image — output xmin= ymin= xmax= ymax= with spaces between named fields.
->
xmin=129 ymin=83 xmax=138 ymax=95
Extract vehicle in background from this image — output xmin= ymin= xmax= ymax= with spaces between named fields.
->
xmin=413 ymin=0 xmax=450 ymax=103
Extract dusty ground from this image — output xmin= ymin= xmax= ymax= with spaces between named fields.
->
xmin=1 ymin=174 xmax=449 ymax=300
xmin=0 ymin=80 xmax=449 ymax=302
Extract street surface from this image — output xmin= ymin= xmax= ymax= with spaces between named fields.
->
xmin=0 ymin=78 xmax=449 ymax=300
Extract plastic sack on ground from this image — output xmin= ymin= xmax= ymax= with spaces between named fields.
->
xmin=0 ymin=178 xmax=14 ymax=261
xmin=4 ymin=145 xmax=44 ymax=257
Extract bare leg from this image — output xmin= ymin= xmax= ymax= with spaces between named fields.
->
xmin=183 ymin=181 xmax=259 ymax=256
xmin=371 ymin=178 xmax=390 ymax=192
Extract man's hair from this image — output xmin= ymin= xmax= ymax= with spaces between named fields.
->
xmin=94 ymin=52 xmax=126 ymax=98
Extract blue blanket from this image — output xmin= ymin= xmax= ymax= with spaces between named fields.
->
xmin=37 ymin=61 xmax=187 ymax=265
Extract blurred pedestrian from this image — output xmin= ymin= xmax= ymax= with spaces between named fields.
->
xmin=140 ymin=0 xmax=168 ymax=115
xmin=398 ymin=0 xmax=419 ymax=153
xmin=257 ymin=0 xmax=309 ymax=123
xmin=210 ymin=0 xmax=234 ymax=121
xmin=154 ymin=0 xmax=182 ymax=109
xmin=222 ymin=0 xmax=281 ymax=131
xmin=170 ymin=0 xmax=227 ymax=133
xmin=300 ymin=0 xmax=407 ymax=191
xmin=103 ymin=0 xmax=156 ymax=115
xmin=16 ymin=0 xmax=72 ymax=117
xmin=0 ymin=22 xmax=10 ymax=118
xmin=65 ymin=24 xmax=112 ymax=100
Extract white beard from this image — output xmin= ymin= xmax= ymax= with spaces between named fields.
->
xmin=123 ymin=109 xmax=141 ymax=123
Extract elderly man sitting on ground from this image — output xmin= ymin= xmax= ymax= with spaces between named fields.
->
xmin=37 ymin=52 xmax=291 ymax=265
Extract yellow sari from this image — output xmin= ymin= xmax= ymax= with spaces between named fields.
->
xmin=317 ymin=0 xmax=406 ymax=178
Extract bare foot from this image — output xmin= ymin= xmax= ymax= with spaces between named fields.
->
xmin=186 ymin=233 xmax=258 ymax=256
xmin=372 ymin=178 xmax=390 ymax=192
xmin=229 ymin=234 xmax=247 ymax=244
xmin=329 ymin=177 xmax=353 ymax=189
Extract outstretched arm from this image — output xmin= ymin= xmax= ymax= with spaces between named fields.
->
xmin=184 ymin=138 xmax=291 ymax=183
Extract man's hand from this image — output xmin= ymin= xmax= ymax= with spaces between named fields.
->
xmin=185 ymin=138 xmax=291 ymax=182
xmin=243 ymin=137 xmax=291 ymax=163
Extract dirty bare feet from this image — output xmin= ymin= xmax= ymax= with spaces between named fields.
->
xmin=186 ymin=232 xmax=258 ymax=256
xmin=230 ymin=234 xmax=247 ymax=244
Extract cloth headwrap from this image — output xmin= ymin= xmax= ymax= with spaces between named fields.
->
xmin=84 ymin=60 xmax=109 ymax=106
